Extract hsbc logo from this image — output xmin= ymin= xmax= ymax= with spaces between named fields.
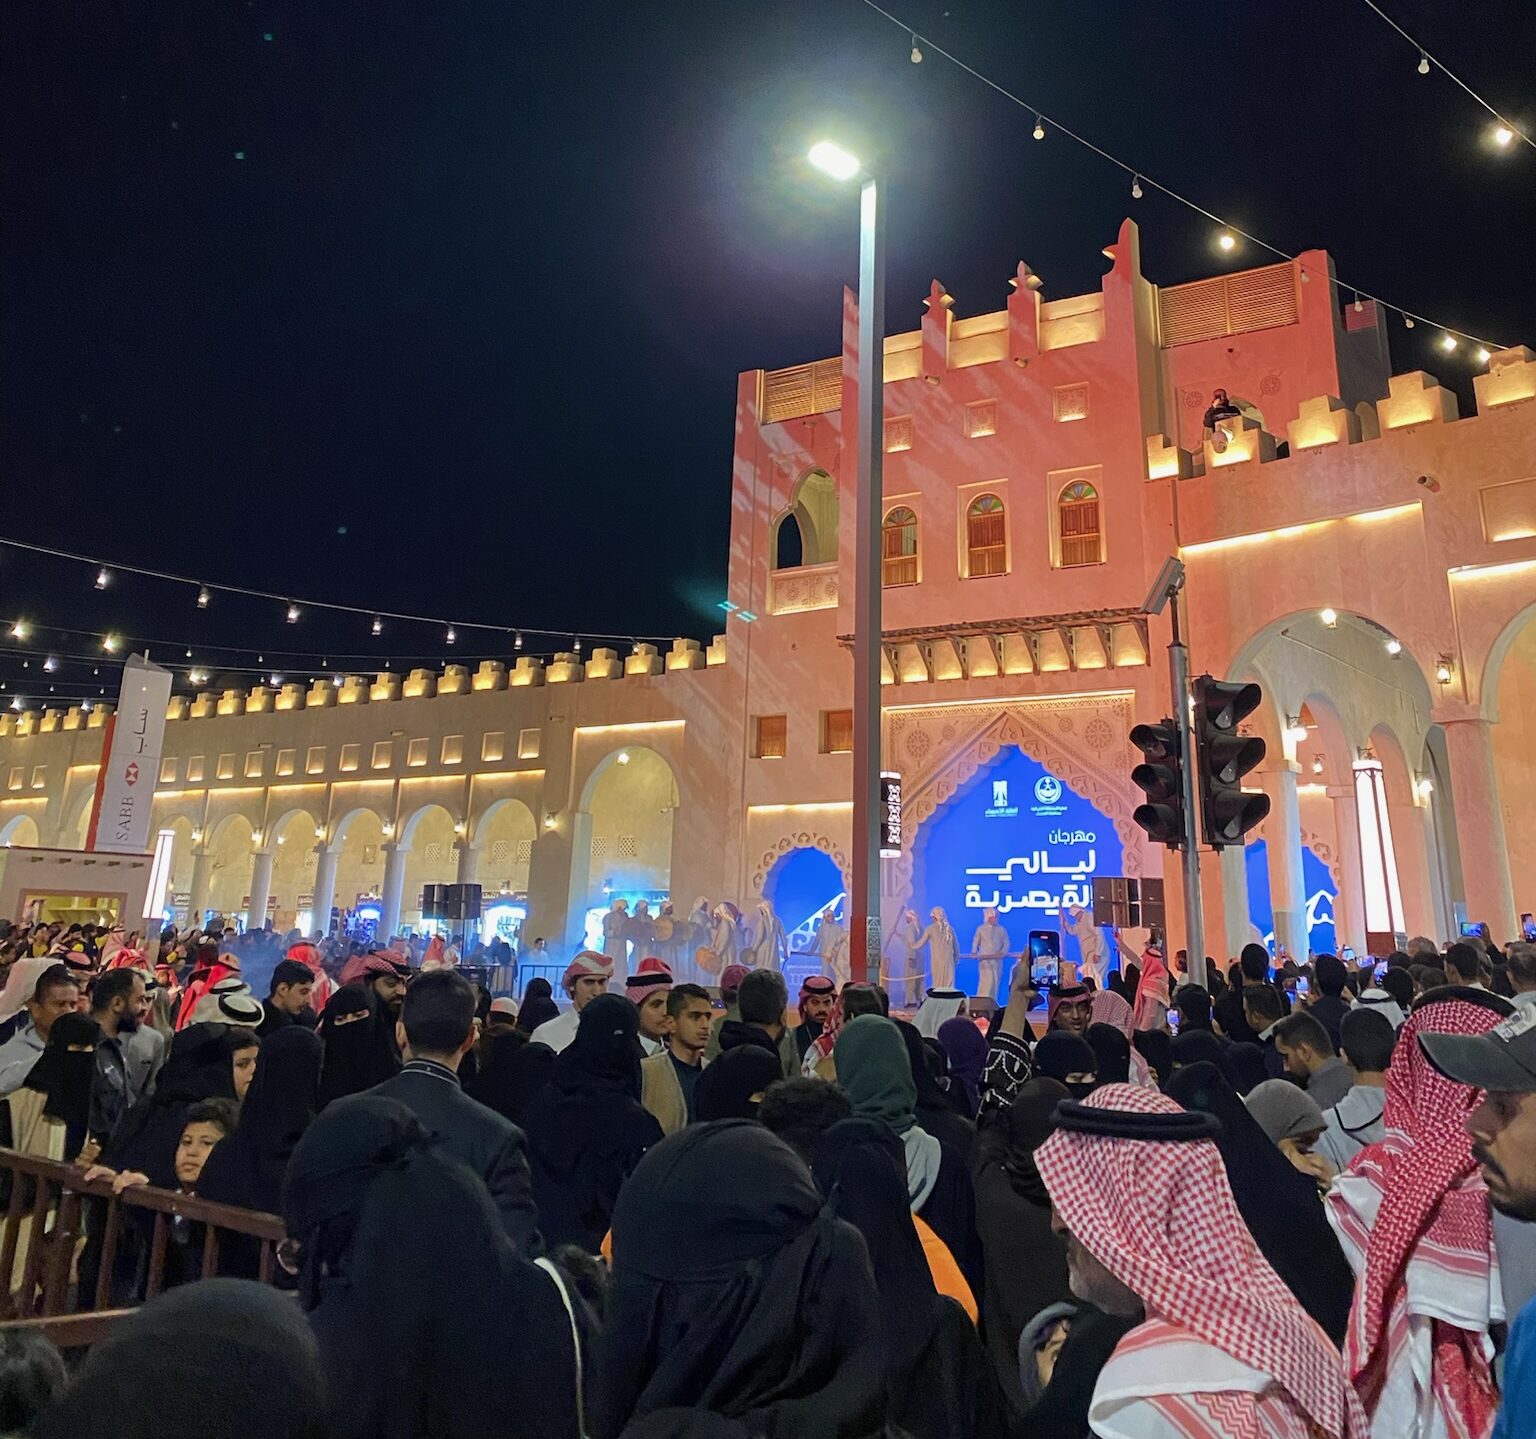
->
xmin=124 ymin=762 xmax=140 ymax=786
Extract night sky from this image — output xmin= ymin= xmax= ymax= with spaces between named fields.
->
xmin=2 ymin=0 xmax=1532 ymax=707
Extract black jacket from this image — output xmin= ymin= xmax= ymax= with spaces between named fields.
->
xmin=371 ymin=1060 xmax=543 ymax=1258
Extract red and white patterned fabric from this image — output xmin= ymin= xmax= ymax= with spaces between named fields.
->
xmin=286 ymin=943 xmax=333 ymax=1013
xmin=559 ymin=949 xmax=613 ymax=994
xmin=801 ymin=986 xmax=846 ymax=1076
xmin=1325 ymin=996 xmax=1504 ymax=1439
xmin=1036 ymin=1083 xmax=1368 ymax=1439
xmin=1089 ymin=989 xmax=1157 ymax=1088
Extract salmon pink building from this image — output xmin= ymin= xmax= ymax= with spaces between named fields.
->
xmin=3 ymin=220 xmax=1534 ymax=978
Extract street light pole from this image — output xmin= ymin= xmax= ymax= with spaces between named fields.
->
xmin=849 ymin=172 xmax=885 ymax=984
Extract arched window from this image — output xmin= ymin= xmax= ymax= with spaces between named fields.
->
xmin=773 ymin=512 xmax=805 ymax=570
xmin=881 ymin=506 xmax=918 ymax=587
xmin=1057 ymin=481 xmax=1102 ymax=567
xmin=965 ymin=494 xmax=1007 ymax=577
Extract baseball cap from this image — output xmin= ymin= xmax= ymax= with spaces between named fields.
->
xmin=1419 ymin=1004 xmax=1536 ymax=1092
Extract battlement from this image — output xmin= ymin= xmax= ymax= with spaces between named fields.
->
xmin=0 ymin=636 xmax=729 ymax=738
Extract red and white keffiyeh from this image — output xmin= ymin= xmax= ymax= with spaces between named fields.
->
xmin=287 ymin=943 xmax=333 ymax=1013
xmin=1089 ymin=988 xmax=1157 ymax=1089
xmin=1037 ymin=1083 xmax=1368 ymax=1439
xmin=1326 ymin=996 xmax=1504 ymax=1439
xmin=560 ymin=949 xmax=613 ymax=994
xmin=802 ymin=987 xmax=846 ymax=1076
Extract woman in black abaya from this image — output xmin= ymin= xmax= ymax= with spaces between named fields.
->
xmin=467 ymin=1033 xmax=556 ymax=1128
xmin=521 ymin=993 xmax=663 ymax=1252
xmin=516 ymin=977 xmax=560 ymax=1035
xmin=1165 ymin=1060 xmax=1353 ymax=1344
xmin=811 ymin=1118 xmax=1009 ymax=1439
xmin=596 ymin=1121 xmax=888 ymax=1439
xmin=284 ymin=1094 xmax=588 ymax=1439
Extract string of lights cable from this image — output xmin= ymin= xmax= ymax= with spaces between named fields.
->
xmin=858 ymin=0 xmax=1509 ymax=351
xmin=1355 ymin=0 xmax=1533 ymax=152
xmin=0 ymin=535 xmax=678 ymax=649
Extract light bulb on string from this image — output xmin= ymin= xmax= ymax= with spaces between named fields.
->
xmin=1403 ymin=314 xmax=1415 ymax=329
xmin=102 ymin=634 xmax=120 ymax=653
xmin=1300 ymin=266 xmax=1310 ymax=283
xmin=9 ymin=621 xmax=28 ymax=641
xmin=1353 ymin=293 xmax=1363 ymax=313
xmin=1493 ymin=124 xmax=1513 ymax=147
xmin=573 ymin=636 xmax=583 ymax=654
xmin=514 ymin=631 xmax=524 ymax=651
xmin=94 ymin=567 xmax=110 ymax=590
xmin=1441 ymin=334 xmax=1458 ymax=352
xmin=196 ymin=585 xmax=210 ymax=609
xmin=1130 ymin=175 xmax=1142 ymax=199
xmin=1032 ymin=115 xmax=1045 ymax=140
xmin=1217 ymin=232 xmax=1236 ymax=253
xmin=371 ymin=615 xmax=383 ymax=636
xmin=285 ymin=602 xmax=300 ymax=623
xmin=910 ymin=33 xmax=922 ymax=62
xmin=1417 ymin=51 xmax=1430 ymax=74
xmin=43 ymin=657 xmax=57 ymax=673
xmin=445 ymin=625 xmax=457 ymax=646
xmin=1476 ymin=347 xmax=1491 ymax=365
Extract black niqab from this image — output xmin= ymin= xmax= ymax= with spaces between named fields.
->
xmin=517 ymin=978 xmax=560 ymax=1034
xmin=284 ymin=1095 xmax=586 ymax=1439
xmin=597 ymin=1121 xmax=887 ymax=1439
xmin=104 ymin=1022 xmax=237 ymax=1181
xmin=894 ymin=1018 xmax=975 ymax=1156
xmin=1084 ymin=1023 xmax=1130 ymax=1087
xmin=317 ymin=981 xmax=400 ymax=1107
xmin=25 ymin=1012 xmax=100 ymax=1133
xmin=1164 ymin=1061 xmax=1354 ymax=1344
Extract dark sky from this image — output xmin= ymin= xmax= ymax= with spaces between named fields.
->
xmin=2 ymin=0 xmax=1532 ymax=705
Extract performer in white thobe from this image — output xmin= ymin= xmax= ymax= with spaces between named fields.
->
xmin=813 ymin=909 xmax=848 ymax=985
xmin=710 ymin=903 xmax=741 ymax=970
xmin=744 ymin=900 xmax=788 ymax=971
xmin=916 ymin=907 xmax=959 ymax=991
xmin=882 ymin=909 xmax=924 ymax=1009
xmin=970 ymin=908 xmax=1012 ymax=1002
xmin=601 ymin=899 xmax=629 ymax=970
xmin=1063 ymin=903 xmax=1109 ymax=988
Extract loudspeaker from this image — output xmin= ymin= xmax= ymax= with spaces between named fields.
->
xmin=421 ymin=884 xmax=449 ymax=920
xmin=445 ymin=883 xmax=483 ymax=922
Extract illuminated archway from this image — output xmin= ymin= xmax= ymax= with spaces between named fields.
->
xmin=0 ymin=814 xmax=40 ymax=848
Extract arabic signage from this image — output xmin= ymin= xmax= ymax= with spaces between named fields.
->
xmin=879 ymin=771 xmax=902 ymax=858
xmin=88 ymin=655 xmax=173 ymax=855
xmin=1244 ymin=838 xmax=1338 ymax=957
xmin=909 ymin=746 xmax=1122 ymax=993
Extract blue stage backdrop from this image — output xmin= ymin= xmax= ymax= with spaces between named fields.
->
xmin=763 ymin=846 xmax=846 ymax=956
xmin=909 ymin=746 xmax=1122 ymax=995
xmin=1244 ymin=838 xmax=1339 ymax=958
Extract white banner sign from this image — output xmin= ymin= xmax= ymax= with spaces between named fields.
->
xmin=89 ymin=655 xmax=173 ymax=854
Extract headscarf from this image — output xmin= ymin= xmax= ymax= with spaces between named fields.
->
xmin=936 ymin=1017 xmax=986 ymax=1118
xmin=596 ymin=1122 xmax=887 ymax=1439
xmin=35 ymin=1279 xmax=328 ymax=1439
xmin=801 ymin=987 xmax=845 ymax=1075
xmin=516 ymin=977 xmax=560 ymax=1034
xmin=284 ymin=1095 xmax=585 ymax=1439
xmin=1131 ymin=1027 xmax=1172 ymax=1085
xmin=797 ymin=974 xmax=836 ymax=1031
xmin=1036 ymin=1085 xmax=1368 ymax=1439
xmin=1222 ymin=1040 xmax=1268 ymax=1096
xmin=1046 ymin=984 xmax=1092 ymax=1032
xmin=1167 ymin=1061 xmax=1355 ymax=1345
xmin=337 ymin=949 xmax=411 ymax=987
xmin=718 ymin=963 xmax=750 ymax=1002
xmin=1169 ymin=1028 xmax=1226 ymax=1070
xmin=1327 ymin=993 xmax=1506 ymax=1436
xmin=0 ymin=957 xmax=59 ymax=1025
xmin=1245 ymin=1079 xmax=1326 ymax=1145
xmin=562 ymin=949 xmax=613 ymax=995
xmin=556 ymin=992 xmax=642 ymax=1102
xmin=197 ymin=1026 xmax=322 ymax=1216
xmin=998 ymin=1077 xmax=1069 ymax=1203
xmin=694 ymin=1045 xmax=783 ymax=1122
xmin=837 ymin=1015 xmax=942 ymax=1212
xmin=1084 ymin=1022 xmax=1131 ymax=1086
xmin=912 ymin=988 xmax=967 ymax=1039
xmin=189 ymin=977 xmax=264 ymax=1027
xmin=317 ymin=978 xmax=400 ymax=1106
xmin=103 ymin=1022 xmax=237 ymax=1183
xmin=468 ymin=1034 xmax=556 ymax=1127
xmin=24 ymin=1012 xmax=100 ymax=1135
xmin=1092 ymin=990 xmax=1132 ymax=1037
xmin=1031 ymin=1031 xmax=1096 ymax=1097
xmin=626 ymin=957 xmax=673 ymax=1006
xmin=286 ymin=942 xmax=332 ymax=1013
xmin=1354 ymin=987 xmax=1407 ymax=1031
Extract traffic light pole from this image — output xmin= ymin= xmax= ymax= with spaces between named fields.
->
xmin=1167 ymin=595 xmax=1207 ymax=989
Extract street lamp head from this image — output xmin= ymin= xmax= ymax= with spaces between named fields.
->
xmin=808 ymin=141 xmax=861 ymax=182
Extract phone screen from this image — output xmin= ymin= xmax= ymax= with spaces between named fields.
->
xmin=1296 ymin=977 xmax=1310 ymax=997
xmin=1341 ymin=946 xmax=1355 ymax=962
xmin=1030 ymin=955 xmax=1060 ymax=987
xmin=1374 ymin=961 xmax=1389 ymax=983
xmin=1522 ymin=913 xmax=1535 ymax=942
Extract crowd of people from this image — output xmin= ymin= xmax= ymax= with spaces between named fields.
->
xmin=0 ymin=912 xmax=1532 ymax=1439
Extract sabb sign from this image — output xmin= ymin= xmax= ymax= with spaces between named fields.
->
xmin=879 ymin=771 xmax=903 ymax=857
xmin=87 ymin=654 xmax=173 ymax=855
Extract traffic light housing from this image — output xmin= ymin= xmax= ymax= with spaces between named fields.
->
xmin=1192 ymin=675 xmax=1271 ymax=848
xmin=1130 ymin=719 xmax=1186 ymax=849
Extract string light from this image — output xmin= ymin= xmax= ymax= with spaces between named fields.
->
xmin=573 ymin=636 xmax=583 ymax=654
xmin=1417 ymin=50 xmax=1429 ymax=75
xmin=909 ymin=32 xmax=921 ymax=62
xmin=514 ymin=631 xmax=524 ymax=651
xmin=9 ymin=621 xmax=27 ymax=641
xmin=371 ymin=615 xmax=383 ymax=636
xmin=445 ymin=625 xmax=457 ymax=646
xmin=854 ymin=0 xmax=1505 ymax=350
xmin=1441 ymin=334 xmax=1458 ymax=352
xmin=285 ymin=602 xmax=301 ymax=623
xmin=43 ymin=657 xmax=56 ymax=673
xmin=1493 ymin=124 xmax=1514 ymax=147
xmin=1217 ymin=232 xmax=1236 ymax=252
xmin=1476 ymin=346 xmax=1491 ymax=364
xmin=101 ymin=634 xmax=120 ymax=653
xmin=196 ymin=585 xmax=210 ymax=609
xmin=1130 ymin=175 xmax=1142 ymax=200
xmin=94 ymin=568 xmax=110 ymax=590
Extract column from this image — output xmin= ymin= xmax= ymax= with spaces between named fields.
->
xmin=1261 ymin=764 xmax=1308 ymax=962
xmin=526 ymin=822 xmax=578 ymax=957
xmin=379 ymin=842 xmax=408 ymax=941
xmin=310 ymin=846 xmax=340 ymax=937
xmin=1219 ymin=844 xmax=1251 ymax=962
xmin=1440 ymin=718 xmax=1518 ymax=939
xmin=455 ymin=843 xmax=481 ymax=886
xmin=1328 ymin=785 xmax=1367 ymax=955
xmin=246 ymin=850 xmax=275 ymax=932
xmin=186 ymin=847 xmax=213 ymax=927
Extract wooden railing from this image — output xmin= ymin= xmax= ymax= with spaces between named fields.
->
xmin=0 ymin=1148 xmax=285 ymax=1333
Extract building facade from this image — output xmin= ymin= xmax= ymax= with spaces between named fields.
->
xmin=3 ymin=219 xmax=1534 ymax=974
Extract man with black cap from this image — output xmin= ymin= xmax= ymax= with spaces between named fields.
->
xmin=1420 ymin=1006 xmax=1536 ymax=1439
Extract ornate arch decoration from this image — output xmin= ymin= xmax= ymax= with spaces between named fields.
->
xmin=750 ymin=830 xmax=851 ymax=899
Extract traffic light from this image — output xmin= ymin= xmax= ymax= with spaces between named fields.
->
xmin=1192 ymin=676 xmax=1271 ymax=848
xmin=1130 ymin=719 xmax=1186 ymax=848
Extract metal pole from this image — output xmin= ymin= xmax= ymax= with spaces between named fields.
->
xmin=1167 ymin=591 xmax=1206 ymax=989
xmin=849 ymin=173 xmax=885 ymax=983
